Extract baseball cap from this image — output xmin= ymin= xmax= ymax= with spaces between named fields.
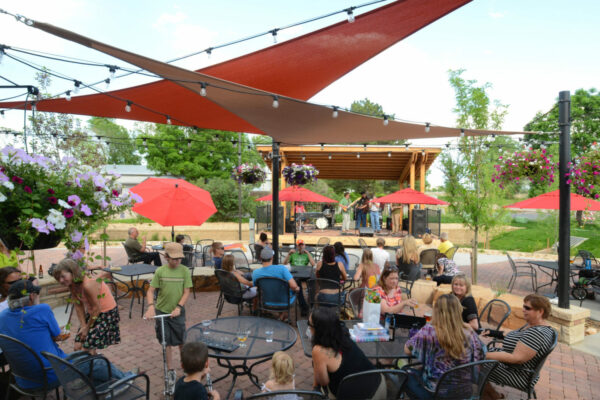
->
xmin=164 ymin=242 xmax=184 ymax=259
xmin=296 ymin=239 xmax=305 ymax=245
xmin=260 ymin=247 xmax=274 ymax=261
xmin=8 ymin=279 xmax=41 ymax=300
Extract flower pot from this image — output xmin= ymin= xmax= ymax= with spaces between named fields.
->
xmin=1 ymin=232 xmax=62 ymax=251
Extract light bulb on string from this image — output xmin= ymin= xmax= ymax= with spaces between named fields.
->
xmin=0 ymin=110 xmax=4 ymax=119
xmin=347 ymin=9 xmax=355 ymax=23
xmin=31 ymin=102 xmax=36 ymax=112
xmin=178 ymin=149 xmax=183 ymax=155
xmin=209 ymin=151 xmax=213 ymax=157
xmin=421 ymin=149 xmax=426 ymax=156
xmin=383 ymin=115 xmax=389 ymax=126
xmin=328 ymin=154 xmax=332 ymax=160
xmin=460 ymin=129 xmax=465 ymax=138
xmin=187 ymin=140 xmax=192 ymax=149
xmin=356 ymin=153 xmax=360 ymax=159
xmin=166 ymin=115 xmax=172 ymax=125
xmin=404 ymin=144 xmax=409 ymax=150
xmin=104 ymin=78 xmax=110 ymax=89
xmin=125 ymin=101 xmax=132 ymax=113
xmin=301 ymin=155 xmax=306 ymax=161
xmin=0 ymin=48 xmax=3 ymax=65
xmin=73 ymin=80 xmax=81 ymax=94
xmin=331 ymin=106 xmax=339 ymax=118
xmin=143 ymin=138 xmax=147 ymax=147
xmin=320 ymin=143 xmax=324 ymax=151
xmin=388 ymin=151 xmax=391 ymax=158
xmin=272 ymin=96 xmax=279 ymax=108
xmin=200 ymin=83 xmax=207 ymax=97
xmin=206 ymin=48 xmax=212 ymax=59
xmin=271 ymin=29 xmax=278 ymax=44
xmin=108 ymin=66 xmax=116 ymax=79
xmin=65 ymin=90 xmax=71 ymax=101
xmin=425 ymin=123 xmax=430 ymax=133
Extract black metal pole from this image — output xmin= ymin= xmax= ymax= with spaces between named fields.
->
xmin=558 ymin=90 xmax=571 ymax=309
xmin=272 ymin=141 xmax=280 ymax=264
xmin=237 ymin=132 xmax=242 ymax=241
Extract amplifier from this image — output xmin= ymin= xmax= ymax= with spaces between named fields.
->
xmin=359 ymin=227 xmax=374 ymax=237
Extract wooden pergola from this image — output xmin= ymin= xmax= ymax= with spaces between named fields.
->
xmin=256 ymin=144 xmax=441 ymax=233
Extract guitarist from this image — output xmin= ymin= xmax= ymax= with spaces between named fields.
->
xmin=355 ymin=191 xmax=369 ymax=231
xmin=339 ymin=192 xmax=352 ymax=233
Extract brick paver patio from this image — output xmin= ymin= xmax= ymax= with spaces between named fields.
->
xmin=16 ymin=246 xmax=600 ymax=399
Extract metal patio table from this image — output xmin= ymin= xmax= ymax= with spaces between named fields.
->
xmin=529 ymin=260 xmax=581 ymax=292
xmin=297 ymin=319 xmax=410 ymax=362
xmin=104 ymin=263 xmax=157 ymax=318
xmin=186 ymin=316 xmax=297 ymax=399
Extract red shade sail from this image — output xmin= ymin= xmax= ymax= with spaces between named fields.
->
xmin=256 ymin=186 xmax=337 ymax=203
xmin=374 ymin=188 xmax=448 ymax=205
xmin=130 ymin=178 xmax=217 ymax=226
xmin=504 ymin=190 xmax=600 ymax=211
xmin=0 ymin=0 xmax=471 ymax=134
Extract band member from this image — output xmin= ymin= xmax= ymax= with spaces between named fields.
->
xmin=322 ymin=204 xmax=335 ymax=228
xmin=355 ymin=192 xmax=369 ymax=230
xmin=295 ymin=202 xmax=306 ymax=232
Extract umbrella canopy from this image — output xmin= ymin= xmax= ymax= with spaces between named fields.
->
xmin=130 ymin=178 xmax=217 ymax=226
xmin=504 ymin=190 xmax=600 ymax=211
xmin=374 ymin=188 xmax=448 ymax=205
xmin=256 ymin=186 xmax=338 ymax=203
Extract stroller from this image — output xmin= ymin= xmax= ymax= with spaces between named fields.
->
xmin=571 ymin=251 xmax=600 ymax=306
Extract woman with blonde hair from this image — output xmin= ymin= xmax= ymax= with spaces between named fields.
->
xmin=53 ymin=258 xmax=120 ymax=354
xmin=261 ymin=351 xmax=296 ymax=393
xmin=417 ymin=233 xmax=437 ymax=256
xmin=396 ymin=235 xmax=420 ymax=266
xmin=403 ymin=294 xmax=485 ymax=399
xmin=221 ymin=254 xmax=257 ymax=300
xmin=451 ymin=274 xmax=479 ymax=330
xmin=353 ymin=248 xmax=380 ymax=288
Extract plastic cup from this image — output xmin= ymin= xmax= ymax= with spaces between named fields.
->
xmin=424 ymin=311 xmax=432 ymax=322
xmin=265 ymin=328 xmax=274 ymax=343
xmin=202 ymin=320 xmax=211 ymax=335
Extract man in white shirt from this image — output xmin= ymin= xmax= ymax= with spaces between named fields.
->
xmin=371 ymin=238 xmax=389 ymax=273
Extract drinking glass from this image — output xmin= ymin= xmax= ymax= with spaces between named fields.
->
xmin=424 ymin=311 xmax=432 ymax=322
xmin=265 ymin=328 xmax=274 ymax=343
xmin=237 ymin=329 xmax=250 ymax=347
xmin=202 ymin=319 xmax=211 ymax=335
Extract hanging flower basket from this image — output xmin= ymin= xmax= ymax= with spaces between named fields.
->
xmin=282 ymin=164 xmax=319 ymax=186
xmin=567 ymin=142 xmax=600 ymax=200
xmin=491 ymin=147 xmax=557 ymax=189
xmin=232 ymin=163 xmax=266 ymax=185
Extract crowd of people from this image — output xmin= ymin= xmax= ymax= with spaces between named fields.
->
xmin=0 ymin=228 xmax=558 ymax=400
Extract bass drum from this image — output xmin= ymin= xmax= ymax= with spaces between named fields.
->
xmin=316 ymin=217 xmax=328 ymax=230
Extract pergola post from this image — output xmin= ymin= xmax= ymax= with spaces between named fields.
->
xmin=558 ymin=91 xmax=571 ymax=309
xmin=409 ymin=159 xmax=416 ymax=234
xmin=272 ymin=141 xmax=280 ymax=264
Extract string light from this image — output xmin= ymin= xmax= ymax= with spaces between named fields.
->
xmin=328 ymin=154 xmax=332 ymax=160
xmin=0 ymin=47 xmax=4 ymax=65
xmin=425 ymin=123 xmax=430 ymax=133
xmin=383 ymin=115 xmax=389 ymax=126
xmin=200 ymin=83 xmax=207 ymax=97
xmin=104 ymin=78 xmax=110 ymax=88
xmin=272 ymin=96 xmax=279 ymax=108
xmin=460 ymin=129 xmax=465 ymax=138
xmin=363 ymin=144 xmax=367 ymax=151
xmin=387 ymin=151 xmax=391 ymax=158
xmin=302 ymin=155 xmax=306 ymax=161
xmin=0 ymin=110 xmax=4 ymax=118
xmin=125 ymin=101 xmax=132 ymax=112
xmin=356 ymin=153 xmax=360 ymax=158
xmin=73 ymin=80 xmax=81 ymax=94
xmin=31 ymin=102 xmax=36 ymax=112
xmin=271 ymin=29 xmax=279 ymax=44
xmin=108 ymin=66 xmax=116 ymax=79
xmin=166 ymin=115 xmax=172 ymax=125
xmin=404 ymin=144 xmax=409 ymax=150
xmin=178 ymin=149 xmax=183 ymax=155
xmin=187 ymin=139 xmax=192 ymax=148
xmin=421 ymin=149 xmax=426 ymax=156
xmin=143 ymin=138 xmax=147 ymax=147
xmin=332 ymin=106 xmax=338 ymax=119
xmin=320 ymin=143 xmax=324 ymax=151
xmin=65 ymin=90 xmax=71 ymax=101
xmin=346 ymin=8 xmax=355 ymax=23
xmin=209 ymin=151 xmax=213 ymax=157
xmin=206 ymin=48 xmax=212 ymax=59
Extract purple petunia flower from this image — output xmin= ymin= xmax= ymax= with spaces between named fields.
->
xmin=47 ymin=188 xmax=55 ymax=194
xmin=67 ymin=194 xmax=81 ymax=207
xmin=30 ymin=218 xmax=50 ymax=234
xmin=112 ymin=189 xmax=119 ymax=197
xmin=111 ymin=199 xmax=123 ymax=207
xmin=48 ymin=196 xmax=58 ymax=204
xmin=11 ymin=176 xmax=23 ymax=184
xmin=70 ymin=230 xmax=83 ymax=243
xmin=130 ymin=192 xmax=143 ymax=203
xmin=24 ymin=186 xmax=32 ymax=193
xmin=63 ymin=209 xmax=74 ymax=218
xmin=80 ymin=203 xmax=92 ymax=216
xmin=71 ymin=250 xmax=83 ymax=260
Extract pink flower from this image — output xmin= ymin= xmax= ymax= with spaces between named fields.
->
xmin=47 ymin=188 xmax=55 ymax=194
xmin=24 ymin=186 xmax=32 ymax=193
xmin=63 ymin=209 xmax=74 ymax=218
xmin=11 ymin=176 xmax=23 ymax=184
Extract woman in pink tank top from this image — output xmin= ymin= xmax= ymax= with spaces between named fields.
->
xmin=53 ymin=258 xmax=120 ymax=354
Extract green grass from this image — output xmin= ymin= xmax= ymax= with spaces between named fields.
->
xmin=109 ymin=216 xmax=155 ymax=224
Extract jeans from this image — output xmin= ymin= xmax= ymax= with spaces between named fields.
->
xmin=356 ymin=211 xmax=367 ymax=228
xmin=70 ymin=353 xmax=131 ymax=386
xmin=403 ymin=369 xmax=433 ymax=400
xmin=370 ymin=211 xmax=380 ymax=231
xmin=139 ymin=252 xmax=162 ymax=266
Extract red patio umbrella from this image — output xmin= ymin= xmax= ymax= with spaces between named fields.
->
xmin=130 ymin=178 xmax=217 ymax=241
xmin=256 ymin=186 xmax=337 ymax=242
xmin=374 ymin=188 xmax=448 ymax=205
xmin=504 ymin=190 xmax=600 ymax=211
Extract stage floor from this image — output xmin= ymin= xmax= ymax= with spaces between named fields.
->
xmin=259 ymin=227 xmax=409 ymax=248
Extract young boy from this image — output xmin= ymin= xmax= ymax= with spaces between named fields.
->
xmin=145 ymin=242 xmax=192 ymax=394
xmin=174 ymin=342 xmax=221 ymax=400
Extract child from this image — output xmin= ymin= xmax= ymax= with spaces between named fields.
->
xmin=261 ymin=351 xmax=296 ymax=393
xmin=145 ymin=242 xmax=193 ymax=395
xmin=174 ymin=342 xmax=220 ymax=400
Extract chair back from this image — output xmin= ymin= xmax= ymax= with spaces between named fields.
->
xmin=183 ymin=249 xmax=195 ymax=269
xmin=337 ymin=369 xmax=408 ymax=400
xmin=256 ymin=277 xmax=292 ymax=310
xmin=199 ymin=239 xmax=214 ymax=248
xmin=228 ymin=250 xmax=250 ymax=269
xmin=306 ymin=278 xmax=342 ymax=309
xmin=251 ymin=244 xmax=263 ymax=263
xmin=420 ymin=248 xmax=439 ymax=266
xmin=316 ymin=237 xmax=330 ymax=248
xmin=348 ymin=287 xmax=368 ymax=319
xmin=0 ymin=334 xmax=52 ymax=392
xmin=523 ymin=328 xmax=558 ymax=397
xmin=358 ymin=238 xmax=368 ymax=250
xmin=479 ymin=299 xmax=511 ymax=331
xmin=398 ymin=262 xmax=421 ymax=282
xmin=445 ymin=246 xmax=459 ymax=260
xmin=179 ymin=234 xmax=192 ymax=245
xmin=41 ymin=351 xmax=97 ymax=400
xmin=348 ymin=253 xmax=360 ymax=269
xmin=433 ymin=360 xmax=499 ymax=400
xmin=122 ymin=242 xmax=139 ymax=263
xmin=578 ymin=250 xmax=598 ymax=266
xmin=203 ymin=246 xmax=214 ymax=267
xmin=215 ymin=270 xmax=245 ymax=305
xmin=506 ymin=253 xmax=518 ymax=273
xmin=245 ymin=390 xmax=327 ymax=399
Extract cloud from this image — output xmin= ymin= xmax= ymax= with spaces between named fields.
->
xmin=153 ymin=11 xmax=187 ymax=29
xmin=488 ymin=11 xmax=505 ymax=19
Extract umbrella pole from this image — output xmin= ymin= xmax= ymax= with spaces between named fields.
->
xmin=171 ymin=226 xmax=175 ymax=242
xmin=294 ymin=206 xmax=297 ymax=245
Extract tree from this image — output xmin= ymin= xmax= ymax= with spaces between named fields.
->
xmin=138 ymin=124 xmax=263 ymax=181
xmin=88 ymin=117 xmax=140 ymax=164
xmin=197 ymin=177 xmax=256 ymax=221
xmin=440 ymin=69 xmax=510 ymax=284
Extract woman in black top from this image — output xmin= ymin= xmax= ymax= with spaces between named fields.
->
xmin=316 ymin=245 xmax=347 ymax=306
xmin=310 ymin=307 xmax=377 ymax=397
xmin=451 ymin=274 xmax=479 ymax=330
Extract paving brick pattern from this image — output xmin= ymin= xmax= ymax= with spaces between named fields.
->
xmin=18 ymin=247 xmax=600 ymax=399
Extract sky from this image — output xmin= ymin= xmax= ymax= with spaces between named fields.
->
xmin=1 ymin=0 xmax=599 ymax=187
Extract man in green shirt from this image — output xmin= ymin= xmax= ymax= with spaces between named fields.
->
xmin=124 ymin=227 xmax=162 ymax=266
xmin=144 ymin=242 xmax=192 ymax=394
xmin=283 ymin=239 xmax=315 ymax=266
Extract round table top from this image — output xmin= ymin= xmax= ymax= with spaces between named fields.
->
xmin=185 ymin=316 xmax=297 ymax=360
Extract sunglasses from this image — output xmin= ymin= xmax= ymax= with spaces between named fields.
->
xmin=384 ymin=265 xmax=399 ymax=272
xmin=522 ymin=305 xmax=533 ymax=311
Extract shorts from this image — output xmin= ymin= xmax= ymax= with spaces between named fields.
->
xmin=155 ymin=307 xmax=186 ymax=346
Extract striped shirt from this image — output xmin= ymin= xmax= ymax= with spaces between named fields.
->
xmin=488 ymin=325 xmax=556 ymax=392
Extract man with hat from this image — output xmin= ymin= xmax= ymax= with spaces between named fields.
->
xmin=283 ymin=239 xmax=315 ymax=267
xmin=144 ymin=242 xmax=193 ymax=394
xmin=0 ymin=280 xmax=132 ymax=389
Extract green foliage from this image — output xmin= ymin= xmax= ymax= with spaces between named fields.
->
xmin=440 ymin=69 xmax=510 ymax=283
xmin=197 ymin=177 xmax=257 ymax=221
xmin=88 ymin=117 xmax=140 ymax=164
xmin=138 ymin=125 xmax=263 ymax=181
xmin=524 ymin=88 xmax=600 ymax=154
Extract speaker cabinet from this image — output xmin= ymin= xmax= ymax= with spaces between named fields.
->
xmin=359 ymin=227 xmax=374 ymax=237
xmin=412 ymin=209 xmax=427 ymax=236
